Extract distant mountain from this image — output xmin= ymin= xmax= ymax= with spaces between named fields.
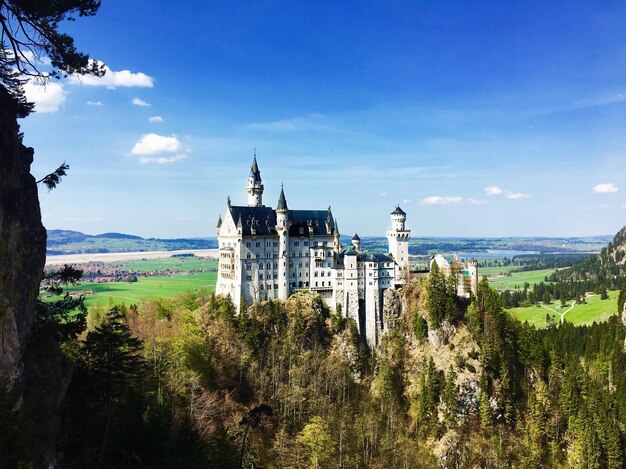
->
xmin=46 ymin=229 xmax=218 ymax=255
xmin=92 ymin=232 xmax=144 ymax=240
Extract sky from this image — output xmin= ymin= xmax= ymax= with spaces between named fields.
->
xmin=19 ymin=1 xmax=626 ymax=238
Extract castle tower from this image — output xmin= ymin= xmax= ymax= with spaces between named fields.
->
xmin=351 ymin=233 xmax=362 ymax=252
xmin=387 ymin=206 xmax=411 ymax=282
xmin=246 ymin=151 xmax=264 ymax=207
xmin=276 ymin=185 xmax=289 ymax=300
xmin=467 ymin=259 xmax=479 ymax=297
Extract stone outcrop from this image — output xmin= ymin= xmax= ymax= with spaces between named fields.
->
xmin=0 ymin=86 xmax=67 ymax=467
xmin=0 ymin=87 xmax=46 ymax=388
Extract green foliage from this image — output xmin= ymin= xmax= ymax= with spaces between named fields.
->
xmin=0 ymin=0 xmax=104 ymax=115
xmin=412 ymin=314 xmax=428 ymax=341
xmin=426 ymin=262 xmax=457 ymax=327
xmin=297 ymin=416 xmax=335 ymax=469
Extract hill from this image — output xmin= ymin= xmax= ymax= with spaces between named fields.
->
xmin=46 ymin=229 xmax=218 ymax=255
xmin=551 ymin=225 xmax=626 ymax=289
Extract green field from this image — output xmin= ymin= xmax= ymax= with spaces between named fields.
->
xmin=487 ymin=268 xmax=557 ymax=290
xmin=46 ymin=272 xmax=217 ymax=308
xmin=509 ymin=290 xmax=618 ymax=328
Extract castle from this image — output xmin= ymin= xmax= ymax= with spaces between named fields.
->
xmin=215 ymin=155 xmax=411 ymax=347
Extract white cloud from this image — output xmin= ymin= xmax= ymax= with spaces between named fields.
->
xmin=87 ymin=100 xmax=103 ymax=106
xmin=505 ymin=191 xmax=530 ymax=200
xmin=422 ymin=196 xmax=486 ymax=206
xmin=380 ymin=192 xmax=388 ymax=197
xmin=422 ymin=196 xmax=463 ymax=205
xmin=484 ymin=186 xmax=504 ymax=196
xmin=593 ymin=183 xmax=618 ymax=193
xmin=467 ymin=198 xmax=488 ymax=205
xmin=149 ymin=115 xmax=163 ymax=123
xmin=68 ymin=61 xmax=153 ymax=88
xmin=139 ymin=154 xmax=188 ymax=164
xmin=23 ymin=82 xmax=66 ymax=113
xmin=403 ymin=198 xmax=412 ymax=204
xmin=131 ymin=134 xmax=181 ymax=155
xmin=485 ymin=185 xmax=529 ymax=200
xmin=132 ymin=97 xmax=151 ymax=107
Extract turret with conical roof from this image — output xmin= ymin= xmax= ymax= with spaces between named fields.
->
xmin=246 ymin=150 xmax=264 ymax=207
xmin=387 ymin=205 xmax=410 ymax=283
xmin=277 ymin=184 xmax=288 ymax=212
xmin=276 ymin=184 xmax=289 ymax=300
xmin=351 ymin=233 xmax=362 ymax=252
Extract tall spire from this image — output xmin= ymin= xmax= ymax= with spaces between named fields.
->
xmin=249 ymin=150 xmax=261 ymax=182
xmin=277 ymin=183 xmax=288 ymax=211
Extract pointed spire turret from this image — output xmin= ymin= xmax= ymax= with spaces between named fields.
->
xmin=236 ymin=214 xmax=242 ymax=229
xmin=277 ymin=183 xmax=288 ymax=211
xmin=249 ymin=149 xmax=261 ymax=182
xmin=217 ymin=215 xmax=222 ymax=228
xmin=247 ymin=150 xmax=264 ymax=206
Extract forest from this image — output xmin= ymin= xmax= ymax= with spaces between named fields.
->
xmin=3 ymin=263 xmax=624 ymax=468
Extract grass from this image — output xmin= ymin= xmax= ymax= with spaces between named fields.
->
xmin=509 ymin=290 xmax=618 ymax=328
xmin=487 ymin=268 xmax=557 ymax=290
xmin=44 ymin=272 xmax=217 ymax=309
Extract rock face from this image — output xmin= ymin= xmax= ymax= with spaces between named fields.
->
xmin=0 ymin=86 xmax=46 ymax=388
xmin=0 ymin=87 xmax=67 ymax=467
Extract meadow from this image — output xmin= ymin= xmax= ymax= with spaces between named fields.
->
xmin=508 ymin=290 xmax=618 ymax=328
xmin=486 ymin=268 xmax=557 ymax=290
xmin=44 ymin=257 xmax=219 ymax=308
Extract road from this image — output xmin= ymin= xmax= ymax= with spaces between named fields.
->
xmin=540 ymin=301 xmax=576 ymax=325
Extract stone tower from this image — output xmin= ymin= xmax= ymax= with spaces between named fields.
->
xmin=387 ymin=206 xmax=410 ymax=282
xmin=247 ymin=152 xmax=264 ymax=207
xmin=276 ymin=184 xmax=289 ymax=300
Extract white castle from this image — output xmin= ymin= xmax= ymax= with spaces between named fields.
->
xmin=216 ymin=155 xmax=411 ymax=346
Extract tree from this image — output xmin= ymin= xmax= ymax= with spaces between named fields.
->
xmin=0 ymin=0 xmax=104 ymax=112
xmin=82 ymin=307 xmax=144 ymax=463
xmin=297 ymin=416 xmax=335 ymax=469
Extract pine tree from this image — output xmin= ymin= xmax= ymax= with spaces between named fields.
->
xmin=82 ymin=307 xmax=144 ymax=463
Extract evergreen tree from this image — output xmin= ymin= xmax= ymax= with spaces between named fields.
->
xmin=82 ymin=307 xmax=145 ymax=463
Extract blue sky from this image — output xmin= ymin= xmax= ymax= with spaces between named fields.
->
xmin=20 ymin=1 xmax=626 ymax=238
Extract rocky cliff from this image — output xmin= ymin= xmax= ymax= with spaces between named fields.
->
xmin=0 ymin=86 xmax=67 ymax=467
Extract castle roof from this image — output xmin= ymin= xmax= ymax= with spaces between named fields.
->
xmin=217 ymin=215 xmax=222 ymax=228
xmin=249 ymin=154 xmax=261 ymax=182
xmin=277 ymin=185 xmax=288 ymax=211
xmin=226 ymin=205 xmax=336 ymax=237
xmin=391 ymin=205 xmax=406 ymax=215
xmin=288 ymin=209 xmax=335 ymax=236
xmin=352 ymin=233 xmax=361 ymax=241
xmin=229 ymin=205 xmax=277 ymax=236
xmin=338 ymin=246 xmax=392 ymax=263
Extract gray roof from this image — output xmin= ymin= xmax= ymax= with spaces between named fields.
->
xmin=228 ymin=206 xmax=277 ymax=236
xmin=352 ymin=233 xmax=361 ymax=241
xmin=391 ymin=205 xmax=406 ymax=215
xmin=277 ymin=186 xmax=288 ymax=211
xmin=288 ymin=209 xmax=335 ymax=236
xmin=338 ymin=246 xmax=392 ymax=263
xmin=226 ymin=205 xmax=336 ymax=237
xmin=249 ymin=155 xmax=261 ymax=182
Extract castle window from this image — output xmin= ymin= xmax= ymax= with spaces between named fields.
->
xmin=305 ymin=282 xmax=309 ymax=287
xmin=321 ymin=272 xmax=325 ymax=277
xmin=315 ymin=282 xmax=318 ymax=287
xmin=299 ymin=262 xmax=302 ymax=268
xmin=304 ymin=241 xmax=309 ymax=246
xmin=246 ymin=276 xmax=252 ymax=281
xmin=323 ymin=241 xmax=327 ymax=246
xmin=274 ymin=284 xmax=278 ymax=289
xmin=305 ymin=262 xmax=309 ymax=267
xmin=259 ymin=274 xmax=264 ymax=280
xmin=273 ymin=263 xmax=277 ymax=269
xmin=292 ymin=272 xmax=295 ymax=277
xmin=273 ymin=241 xmax=278 ymax=247
xmin=314 ymin=272 xmax=318 ymax=277
xmin=247 ymin=253 xmax=251 ymax=259
xmin=260 ymin=285 xmax=264 ymax=290
xmin=294 ymin=241 xmax=299 ymax=247
xmin=256 ymin=242 xmax=260 ymax=247
xmin=322 ymin=281 xmax=325 ymax=286
xmin=259 ymin=264 xmax=264 ymax=270
xmin=246 ymin=242 xmax=251 ymax=248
